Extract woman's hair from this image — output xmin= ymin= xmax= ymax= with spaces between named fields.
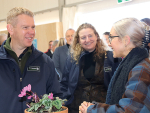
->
xmin=113 ymin=18 xmax=145 ymax=47
xmin=57 ymin=38 xmax=66 ymax=47
xmin=7 ymin=7 xmax=34 ymax=26
xmin=71 ymin=23 xmax=106 ymax=64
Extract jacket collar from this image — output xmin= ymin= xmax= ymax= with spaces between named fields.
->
xmin=0 ymin=39 xmax=42 ymax=62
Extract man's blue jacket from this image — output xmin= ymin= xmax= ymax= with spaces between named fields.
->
xmin=0 ymin=41 xmax=62 ymax=113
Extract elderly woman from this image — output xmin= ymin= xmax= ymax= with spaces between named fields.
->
xmin=79 ymin=18 xmax=150 ymax=113
xmin=60 ymin=23 xmax=120 ymax=113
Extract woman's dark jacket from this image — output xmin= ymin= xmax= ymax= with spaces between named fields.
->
xmin=60 ymin=50 xmax=121 ymax=110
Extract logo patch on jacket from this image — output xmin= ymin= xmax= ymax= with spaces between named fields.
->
xmin=104 ymin=66 xmax=112 ymax=72
xmin=27 ymin=66 xmax=40 ymax=72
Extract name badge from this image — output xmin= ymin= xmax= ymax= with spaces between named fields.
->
xmin=104 ymin=67 xmax=112 ymax=72
xmin=27 ymin=66 xmax=40 ymax=72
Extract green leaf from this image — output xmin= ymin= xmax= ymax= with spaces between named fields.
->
xmin=27 ymin=106 xmax=35 ymax=112
xmin=34 ymin=103 xmax=41 ymax=111
xmin=52 ymin=100 xmax=62 ymax=109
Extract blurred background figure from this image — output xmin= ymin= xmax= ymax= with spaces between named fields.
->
xmin=102 ymin=32 xmax=112 ymax=51
xmin=57 ymin=37 xmax=66 ymax=47
xmin=0 ymin=33 xmax=7 ymax=47
xmin=51 ymin=40 xmax=59 ymax=53
xmin=103 ymin=32 xmax=122 ymax=62
xmin=141 ymin=18 xmax=150 ymax=59
xmin=45 ymin=40 xmax=53 ymax=58
xmin=52 ymin=28 xmax=75 ymax=81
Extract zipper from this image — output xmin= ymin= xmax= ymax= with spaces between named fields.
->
xmin=18 ymin=58 xmax=21 ymax=69
xmin=20 ymin=78 xmax=22 ymax=82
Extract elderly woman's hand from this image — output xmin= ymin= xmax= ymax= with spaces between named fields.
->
xmin=79 ymin=101 xmax=94 ymax=113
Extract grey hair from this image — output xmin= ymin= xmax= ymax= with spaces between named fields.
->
xmin=113 ymin=18 xmax=145 ymax=47
xmin=65 ymin=28 xmax=75 ymax=36
xmin=0 ymin=33 xmax=7 ymax=45
xmin=52 ymin=40 xmax=58 ymax=47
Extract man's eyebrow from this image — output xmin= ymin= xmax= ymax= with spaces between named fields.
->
xmin=21 ymin=25 xmax=29 ymax=27
xmin=21 ymin=25 xmax=35 ymax=27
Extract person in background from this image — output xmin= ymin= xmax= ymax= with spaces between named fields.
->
xmin=51 ymin=39 xmax=59 ymax=53
xmin=0 ymin=7 xmax=62 ymax=113
xmin=60 ymin=23 xmax=120 ymax=113
xmin=103 ymin=31 xmax=122 ymax=86
xmin=45 ymin=40 xmax=53 ymax=58
xmin=0 ymin=33 xmax=7 ymax=46
xmin=103 ymin=32 xmax=112 ymax=51
xmin=79 ymin=18 xmax=150 ymax=113
xmin=52 ymin=29 xmax=75 ymax=81
xmin=57 ymin=37 xmax=66 ymax=47
xmin=141 ymin=18 xmax=150 ymax=60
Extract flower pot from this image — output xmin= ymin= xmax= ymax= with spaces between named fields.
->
xmin=24 ymin=109 xmax=36 ymax=113
xmin=52 ymin=106 xmax=68 ymax=113
xmin=24 ymin=106 xmax=68 ymax=113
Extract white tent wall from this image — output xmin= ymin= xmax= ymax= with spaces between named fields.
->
xmin=0 ymin=0 xmax=59 ymax=31
xmin=0 ymin=0 xmax=58 ymax=20
xmin=66 ymin=0 xmax=94 ymax=5
xmin=0 ymin=0 xmax=150 ymax=31
xmin=74 ymin=0 xmax=150 ymax=37
xmin=0 ymin=10 xmax=60 ymax=31
xmin=68 ymin=0 xmax=150 ymax=13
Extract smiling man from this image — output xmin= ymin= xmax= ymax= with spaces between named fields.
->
xmin=0 ymin=7 xmax=62 ymax=113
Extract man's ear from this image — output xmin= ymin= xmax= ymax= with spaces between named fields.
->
xmin=7 ymin=24 xmax=14 ymax=36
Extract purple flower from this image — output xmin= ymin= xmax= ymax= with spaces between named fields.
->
xmin=18 ymin=84 xmax=31 ymax=97
xmin=18 ymin=89 xmax=26 ymax=97
xmin=27 ymin=96 xmax=32 ymax=99
xmin=23 ymin=84 xmax=31 ymax=92
xmin=48 ymin=93 xmax=53 ymax=100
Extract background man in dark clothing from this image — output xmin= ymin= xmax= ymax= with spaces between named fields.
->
xmin=52 ymin=28 xmax=75 ymax=81
xmin=45 ymin=40 xmax=53 ymax=58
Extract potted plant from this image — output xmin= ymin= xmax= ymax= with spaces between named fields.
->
xmin=18 ymin=84 xmax=68 ymax=113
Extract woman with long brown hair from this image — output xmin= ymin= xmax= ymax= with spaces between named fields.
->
xmin=60 ymin=23 xmax=120 ymax=113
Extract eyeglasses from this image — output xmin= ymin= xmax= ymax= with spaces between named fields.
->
xmin=109 ymin=35 xmax=119 ymax=44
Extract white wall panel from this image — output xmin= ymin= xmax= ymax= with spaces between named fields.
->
xmin=0 ymin=0 xmax=58 ymax=20
xmin=34 ymin=10 xmax=59 ymax=25
xmin=0 ymin=21 xmax=7 ymax=31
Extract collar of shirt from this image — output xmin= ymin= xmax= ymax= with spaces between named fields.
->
xmin=50 ymin=49 xmax=53 ymax=54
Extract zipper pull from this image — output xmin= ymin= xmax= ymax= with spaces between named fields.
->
xmin=20 ymin=78 xmax=22 ymax=82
